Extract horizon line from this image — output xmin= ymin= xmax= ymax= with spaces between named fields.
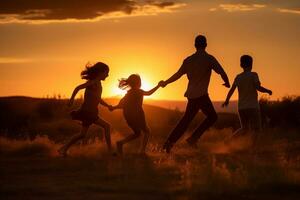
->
xmin=0 ymin=94 xmax=287 ymax=102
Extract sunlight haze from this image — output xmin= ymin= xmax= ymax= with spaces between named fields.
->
xmin=0 ymin=0 xmax=299 ymax=100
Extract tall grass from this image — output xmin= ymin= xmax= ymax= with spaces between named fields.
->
xmin=260 ymin=96 xmax=300 ymax=129
xmin=1 ymin=128 xmax=300 ymax=199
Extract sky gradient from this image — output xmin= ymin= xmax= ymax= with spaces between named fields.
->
xmin=0 ymin=0 xmax=299 ymax=100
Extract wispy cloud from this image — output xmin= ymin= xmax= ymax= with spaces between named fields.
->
xmin=208 ymin=0 xmax=300 ymax=15
xmin=210 ymin=4 xmax=266 ymax=12
xmin=0 ymin=0 xmax=186 ymax=24
xmin=278 ymin=8 xmax=300 ymax=15
xmin=0 ymin=57 xmax=33 ymax=64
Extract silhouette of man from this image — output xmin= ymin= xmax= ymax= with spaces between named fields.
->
xmin=160 ymin=35 xmax=230 ymax=153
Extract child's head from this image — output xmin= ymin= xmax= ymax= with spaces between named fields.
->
xmin=81 ymin=62 xmax=109 ymax=80
xmin=240 ymin=55 xmax=253 ymax=70
xmin=119 ymin=74 xmax=141 ymax=90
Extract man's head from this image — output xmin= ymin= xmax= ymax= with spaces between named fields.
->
xmin=240 ymin=55 xmax=253 ymax=70
xmin=195 ymin=35 xmax=207 ymax=49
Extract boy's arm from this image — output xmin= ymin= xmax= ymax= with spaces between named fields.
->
xmin=223 ymin=85 xmax=236 ymax=107
xmin=68 ymin=80 xmax=95 ymax=107
xmin=257 ymin=86 xmax=272 ymax=95
xmin=143 ymin=82 xmax=162 ymax=96
xmin=253 ymin=73 xmax=272 ymax=95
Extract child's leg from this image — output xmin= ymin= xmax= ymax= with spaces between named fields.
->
xmin=140 ymin=127 xmax=150 ymax=154
xmin=249 ymin=109 xmax=262 ymax=148
xmin=94 ymin=118 xmax=112 ymax=152
xmin=117 ymin=130 xmax=141 ymax=154
xmin=81 ymin=132 xmax=91 ymax=145
xmin=230 ymin=109 xmax=249 ymax=140
xmin=59 ymin=126 xmax=89 ymax=154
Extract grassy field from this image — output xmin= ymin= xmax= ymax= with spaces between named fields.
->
xmin=1 ymin=129 xmax=300 ymax=200
xmin=1 ymin=96 xmax=300 ymax=199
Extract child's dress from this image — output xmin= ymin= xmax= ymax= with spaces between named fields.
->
xmin=120 ymin=88 xmax=147 ymax=132
xmin=71 ymin=82 xmax=102 ymax=126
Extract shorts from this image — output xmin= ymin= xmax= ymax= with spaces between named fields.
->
xmin=124 ymin=110 xmax=148 ymax=132
xmin=71 ymin=109 xmax=99 ymax=127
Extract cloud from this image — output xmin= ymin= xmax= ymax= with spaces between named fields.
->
xmin=210 ymin=3 xmax=266 ymax=12
xmin=214 ymin=0 xmax=299 ymax=8
xmin=208 ymin=0 xmax=300 ymax=14
xmin=0 ymin=0 xmax=186 ymax=24
xmin=0 ymin=57 xmax=33 ymax=64
xmin=277 ymin=8 xmax=300 ymax=15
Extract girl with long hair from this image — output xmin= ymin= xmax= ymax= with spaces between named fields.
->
xmin=58 ymin=62 xmax=112 ymax=156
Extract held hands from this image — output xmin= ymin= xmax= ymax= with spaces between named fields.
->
xmin=158 ymin=80 xmax=167 ymax=88
xmin=267 ymin=90 xmax=273 ymax=95
xmin=222 ymin=82 xmax=230 ymax=88
xmin=108 ymin=105 xmax=115 ymax=112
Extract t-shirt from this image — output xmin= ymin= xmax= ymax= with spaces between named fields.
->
xmin=179 ymin=50 xmax=224 ymax=99
xmin=233 ymin=71 xmax=261 ymax=110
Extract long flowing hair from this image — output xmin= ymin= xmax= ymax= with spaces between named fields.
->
xmin=81 ymin=62 xmax=109 ymax=80
xmin=118 ymin=74 xmax=141 ymax=90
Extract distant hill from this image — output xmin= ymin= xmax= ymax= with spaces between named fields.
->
xmin=1 ymin=96 xmax=299 ymax=140
xmin=144 ymin=99 xmax=238 ymax=113
xmin=105 ymin=97 xmax=237 ymax=113
xmin=0 ymin=96 xmax=239 ymax=140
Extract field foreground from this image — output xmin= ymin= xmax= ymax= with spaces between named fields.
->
xmin=1 ymin=134 xmax=300 ymax=200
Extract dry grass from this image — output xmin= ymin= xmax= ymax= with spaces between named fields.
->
xmin=1 ymin=129 xmax=300 ymax=200
xmin=1 ymin=96 xmax=300 ymax=199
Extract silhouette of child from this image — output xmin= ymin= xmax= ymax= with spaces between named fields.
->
xmin=58 ymin=62 xmax=112 ymax=156
xmin=110 ymin=74 xmax=162 ymax=154
xmin=223 ymin=55 xmax=272 ymax=142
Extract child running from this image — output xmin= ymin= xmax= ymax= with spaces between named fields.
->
xmin=58 ymin=62 xmax=112 ymax=156
xmin=110 ymin=74 xmax=162 ymax=154
xmin=223 ymin=55 xmax=272 ymax=143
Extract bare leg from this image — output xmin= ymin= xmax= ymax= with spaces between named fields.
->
xmin=94 ymin=118 xmax=112 ymax=152
xmin=117 ymin=130 xmax=141 ymax=154
xmin=81 ymin=132 xmax=91 ymax=145
xmin=59 ymin=126 xmax=89 ymax=156
xmin=230 ymin=127 xmax=246 ymax=140
xmin=140 ymin=127 xmax=150 ymax=154
xmin=229 ymin=109 xmax=250 ymax=141
xmin=249 ymin=109 xmax=262 ymax=150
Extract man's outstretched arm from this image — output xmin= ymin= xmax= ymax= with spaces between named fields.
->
xmin=211 ymin=57 xmax=230 ymax=88
xmin=161 ymin=67 xmax=185 ymax=88
xmin=162 ymin=70 xmax=184 ymax=86
xmin=219 ymin=69 xmax=230 ymax=88
xmin=222 ymin=84 xmax=236 ymax=107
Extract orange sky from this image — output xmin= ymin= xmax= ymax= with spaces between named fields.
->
xmin=0 ymin=0 xmax=299 ymax=101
